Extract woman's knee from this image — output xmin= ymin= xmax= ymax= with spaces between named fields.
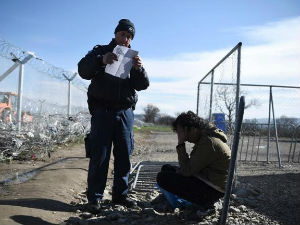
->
xmin=156 ymin=171 xmax=168 ymax=187
xmin=161 ymin=164 xmax=177 ymax=172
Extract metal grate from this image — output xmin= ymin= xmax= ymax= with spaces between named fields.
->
xmin=131 ymin=161 xmax=178 ymax=192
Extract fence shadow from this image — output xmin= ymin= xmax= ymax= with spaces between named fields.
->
xmin=11 ymin=215 xmax=58 ymax=225
xmin=0 ymin=198 xmax=74 ymax=212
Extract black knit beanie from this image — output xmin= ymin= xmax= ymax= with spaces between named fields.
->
xmin=114 ymin=19 xmax=135 ymax=39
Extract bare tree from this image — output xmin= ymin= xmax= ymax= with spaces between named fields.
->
xmin=157 ymin=114 xmax=175 ymax=126
xmin=215 ymin=85 xmax=260 ymax=129
xmin=276 ymin=115 xmax=298 ymax=126
xmin=276 ymin=115 xmax=299 ymax=137
xmin=143 ymin=104 xmax=160 ymax=123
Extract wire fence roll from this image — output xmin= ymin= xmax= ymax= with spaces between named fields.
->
xmin=0 ymin=37 xmax=90 ymax=161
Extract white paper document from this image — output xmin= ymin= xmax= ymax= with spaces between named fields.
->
xmin=105 ymin=45 xmax=138 ymax=79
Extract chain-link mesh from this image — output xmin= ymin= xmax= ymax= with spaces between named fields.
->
xmin=197 ymin=44 xmax=240 ymax=136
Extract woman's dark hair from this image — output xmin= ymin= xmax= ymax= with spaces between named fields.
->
xmin=172 ymin=111 xmax=217 ymax=134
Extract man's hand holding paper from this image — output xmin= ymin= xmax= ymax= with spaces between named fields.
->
xmin=105 ymin=45 xmax=138 ymax=79
xmin=132 ymin=55 xmax=142 ymax=70
xmin=103 ymin=52 xmax=118 ymax=64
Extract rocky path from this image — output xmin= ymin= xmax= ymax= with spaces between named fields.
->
xmin=0 ymin=131 xmax=299 ymax=225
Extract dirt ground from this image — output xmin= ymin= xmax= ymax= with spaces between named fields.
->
xmin=0 ymin=131 xmax=299 ymax=225
xmin=0 ymin=142 xmax=89 ymax=225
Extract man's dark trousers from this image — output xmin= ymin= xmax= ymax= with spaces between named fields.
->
xmin=87 ymin=108 xmax=134 ymax=203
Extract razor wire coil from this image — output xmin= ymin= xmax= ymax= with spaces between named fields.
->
xmin=0 ymin=37 xmax=88 ymax=91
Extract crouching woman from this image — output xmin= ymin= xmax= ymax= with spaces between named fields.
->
xmin=156 ymin=111 xmax=231 ymax=209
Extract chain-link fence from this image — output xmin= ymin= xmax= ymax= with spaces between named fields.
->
xmin=237 ymin=123 xmax=300 ymax=163
xmin=0 ymin=37 xmax=90 ymax=161
xmin=197 ymin=42 xmax=241 ymax=132
xmin=196 ymin=42 xmax=300 ymax=164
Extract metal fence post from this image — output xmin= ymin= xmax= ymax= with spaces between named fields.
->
xmin=291 ymin=126 xmax=300 ymax=162
xmin=0 ymin=53 xmax=34 ymax=83
xmin=16 ymin=64 xmax=24 ymax=131
xmin=208 ymin=70 xmax=214 ymax=121
xmin=196 ymin=82 xmax=200 ymax=115
xmin=38 ymin=100 xmax=45 ymax=117
xmin=63 ymin=73 xmax=77 ymax=118
xmin=0 ymin=52 xmax=34 ymax=131
xmin=270 ymin=89 xmax=282 ymax=167
xmin=219 ymin=96 xmax=245 ymax=225
xmin=67 ymin=80 xmax=71 ymax=118
xmin=235 ymin=44 xmax=241 ymax=122
xmin=267 ymin=86 xmax=272 ymax=163
xmin=233 ymin=44 xmax=242 ymax=185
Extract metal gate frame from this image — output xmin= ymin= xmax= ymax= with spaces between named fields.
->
xmin=198 ymin=82 xmax=300 ymax=166
xmin=196 ymin=42 xmax=242 ymax=123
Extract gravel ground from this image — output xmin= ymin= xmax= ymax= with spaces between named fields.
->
xmin=67 ymin=131 xmax=300 ymax=225
xmin=1 ymin=130 xmax=299 ymax=225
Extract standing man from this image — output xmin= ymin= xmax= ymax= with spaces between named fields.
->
xmin=78 ymin=19 xmax=149 ymax=212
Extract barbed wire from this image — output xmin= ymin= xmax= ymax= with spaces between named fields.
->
xmin=0 ymin=37 xmax=88 ymax=91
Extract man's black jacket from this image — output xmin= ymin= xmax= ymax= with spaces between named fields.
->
xmin=78 ymin=39 xmax=149 ymax=114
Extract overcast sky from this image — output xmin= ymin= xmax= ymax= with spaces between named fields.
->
xmin=0 ymin=0 xmax=299 ymax=118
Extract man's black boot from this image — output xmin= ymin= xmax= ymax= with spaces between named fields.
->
xmin=112 ymin=196 xmax=137 ymax=208
xmin=86 ymin=198 xmax=102 ymax=214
